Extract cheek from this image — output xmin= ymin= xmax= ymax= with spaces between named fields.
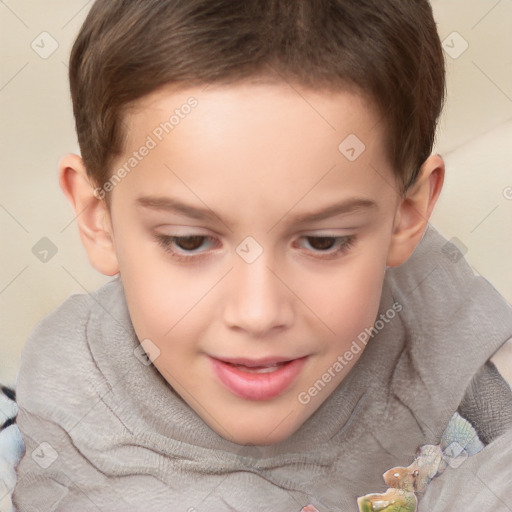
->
xmin=304 ymin=252 xmax=388 ymax=345
xmin=340 ymin=262 xmax=385 ymax=327
xmin=114 ymin=232 xmax=212 ymax=340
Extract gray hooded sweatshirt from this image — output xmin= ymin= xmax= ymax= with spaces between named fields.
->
xmin=12 ymin=226 xmax=512 ymax=511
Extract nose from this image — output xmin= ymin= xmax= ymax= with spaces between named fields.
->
xmin=222 ymin=251 xmax=294 ymax=337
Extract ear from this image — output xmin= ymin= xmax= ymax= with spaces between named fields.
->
xmin=387 ymin=154 xmax=445 ymax=267
xmin=58 ymin=154 xmax=119 ymax=276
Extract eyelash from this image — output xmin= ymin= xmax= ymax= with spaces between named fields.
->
xmin=294 ymin=235 xmax=356 ymax=259
xmin=154 ymin=235 xmax=219 ymax=262
xmin=154 ymin=234 xmax=356 ymax=262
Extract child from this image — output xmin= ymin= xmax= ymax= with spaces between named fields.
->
xmin=11 ymin=0 xmax=512 ymax=510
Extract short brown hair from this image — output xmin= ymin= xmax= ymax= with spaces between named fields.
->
xmin=69 ymin=0 xmax=445 ymax=195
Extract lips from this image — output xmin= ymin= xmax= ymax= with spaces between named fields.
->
xmin=215 ymin=356 xmax=295 ymax=367
xmin=210 ymin=355 xmax=308 ymax=401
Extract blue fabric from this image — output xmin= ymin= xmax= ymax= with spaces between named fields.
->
xmin=0 ymin=387 xmax=25 ymax=512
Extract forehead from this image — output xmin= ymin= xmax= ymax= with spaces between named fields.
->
xmin=125 ymin=81 xmax=382 ymax=145
xmin=113 ymin=83 xmax=396 ymax=221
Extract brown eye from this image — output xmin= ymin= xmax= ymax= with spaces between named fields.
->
xmin=175 ymin=236 xmax=205 ymax=251
xmin=294 ymin=235 xmax=356 ymax=260
xmin=306 ymin=237 xmax=336 ymax=250
xmin=412 ymin=470 xmax=419 ymax=477
xmin=154 ymin=234 xmax=218 ymax=260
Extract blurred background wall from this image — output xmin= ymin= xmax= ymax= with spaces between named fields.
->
xmin=1 ymin=0 xmax=511 ymax=385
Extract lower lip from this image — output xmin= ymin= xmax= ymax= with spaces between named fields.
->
xmin=210 ymin=356 xmax=308 ymax=401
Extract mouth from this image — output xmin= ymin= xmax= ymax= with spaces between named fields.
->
xmin=215 ymin=356 xmax=296 ymax=370
xmin=209 ymin=355 xmax=308 ymax=400
xmin=228 ymin=363 xmax=286 ymax=374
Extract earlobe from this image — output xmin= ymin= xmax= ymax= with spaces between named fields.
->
xmin=58 ymin=154 xmax=119 ymax=276
xmin=386 ymin=155 xmax=445 ymax=267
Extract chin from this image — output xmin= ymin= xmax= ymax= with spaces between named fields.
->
xmin=215 ymin=416 xmax=302 ymax=446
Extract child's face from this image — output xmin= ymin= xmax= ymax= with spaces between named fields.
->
xmin=105 ymin=83 xmax=402 ymax=445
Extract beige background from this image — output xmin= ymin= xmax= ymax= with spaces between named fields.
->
xmin=1 ymin=1 xmax=511 ymax=386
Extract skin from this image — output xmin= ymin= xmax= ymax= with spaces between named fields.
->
xmin=59 ymin=82 xmax=444 ymax=446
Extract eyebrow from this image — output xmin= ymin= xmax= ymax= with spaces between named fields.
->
xmin=136 ymin=195 xmax=378 ymax=227
xmin=137 ymin=196 xmax=219 ymax=221
xmin=282 ymin=198 xmax=378 ymax=225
